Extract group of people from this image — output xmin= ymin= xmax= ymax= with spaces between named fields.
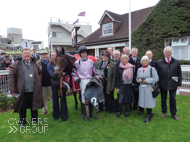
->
xmin=7 ymin=45 xmax=182 ymax=128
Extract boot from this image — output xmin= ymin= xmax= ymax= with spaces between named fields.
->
xmin=124 ymin=107 xmax=129 ymax=117
xmin=116 ymin=109 xmax=121 ymax=117
xmin=143 ymin=114 xmax=151 ymax=123
xmin=89 ymin=104 xmax=99 ymax=119
xmin=82 ymin=103 xmax=90 ymax=121
xmin=138 ymin=107 xmax=144 ymax=115
xmin=80 ymin=103 xmax=83 ymax=118
xmin=73 ymin=93 xmax=78 ymax=110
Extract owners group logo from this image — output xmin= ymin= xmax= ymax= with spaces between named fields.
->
xmin=8 ymin=118 xmax=48 ymax=133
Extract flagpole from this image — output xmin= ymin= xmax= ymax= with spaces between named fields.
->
xmin=129 ymin=0 xmax=131 ymax=51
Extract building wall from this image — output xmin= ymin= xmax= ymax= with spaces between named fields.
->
xmin=7 ymin=34 xmax=22 ymax=44
xmin=113 ymin=21 xmax=122 ymax=34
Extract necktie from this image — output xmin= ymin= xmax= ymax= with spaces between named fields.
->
xmin=167 ymin=58 xmax=170 ymax=64
xmin=26 ymin=62 xmax=30 ymax=69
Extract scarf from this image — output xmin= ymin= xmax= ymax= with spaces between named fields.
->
xmin=119 ymin=62 xmax=134 ymax=81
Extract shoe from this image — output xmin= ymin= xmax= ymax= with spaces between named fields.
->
xmin=145 ymin=112 xmax=154 ymax=118
xmin=42 ymin=111 xmax=47 ymax=115
xmin=143 ymin=114 xmax=151 ymax=123
xmin=89 ymin=104 xmax=99 ymax=119
xmin=172 ymin=115 xmax=179 ymax=121
xmin=53 ymin=118 xmax=59 ymax=121
xmin=61 ymin=118 xmax=67 ymax=122
xmin=20 ymin=123 xmax=25 ymax=128
xmin=124 ymin=108 xmax=129 ymax=117
xmin=161 ymin=113 xmax=167 ymax=118
xmin=96 ymin=109 xmax=103 ymax=113
xmin=106 ymin=110 xmax=111 ymax=114
xmin=116 ymin=111 xmax=121 ymax=117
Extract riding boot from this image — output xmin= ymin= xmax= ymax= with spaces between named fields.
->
xmin=116 ymin=108 xmax=121 ymax=117
xmin=73 ymin=92 xmax=78 ymax=110
xmin=89 ymin=103 xmax=99 ymax=119
xmin=82 ymin=103 xmax=90 ymax=121
xmin=124 ymin=107 xmax=129 ymax=117
xmin=138 ymin=107 xmax=144 ymax=115
xmin=80 ymin=103 xmax=83 ymax=118
xmin=143 ymin=108 xmax=152 ymax=123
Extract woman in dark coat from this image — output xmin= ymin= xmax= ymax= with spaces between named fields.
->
xmin=116 ymin=55 xmax=135 ymax=117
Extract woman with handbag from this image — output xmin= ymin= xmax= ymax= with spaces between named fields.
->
xmin=136 ymin=56 xmax=159 ymax=123
xmin=116 ymin=55 xmax=135 ymax=117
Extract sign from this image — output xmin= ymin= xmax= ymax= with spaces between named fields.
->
xmin=71 ymin=27 xmax=80 ymax=48
xmin=20 ymin=39 xmax=32 ymax=49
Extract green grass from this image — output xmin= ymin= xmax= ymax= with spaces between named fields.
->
xmin=0 ymin=92 xmax=190 ymax=142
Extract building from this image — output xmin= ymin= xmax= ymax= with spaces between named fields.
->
xmin=76 ymin=7 xmax=153 ymax=58
xmin=30 ymin=41 xmax=44 ymax=50
xmin=48 ymin=17 xmax=92 ymax=52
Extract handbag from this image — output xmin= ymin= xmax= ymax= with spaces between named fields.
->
xmin=150 ymin=67 xmax=160 ymax=98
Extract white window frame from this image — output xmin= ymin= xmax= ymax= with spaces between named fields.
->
xmin=172 ymin=38 xmax=189 ymax=46
xmin=102 ymin=22 xmax=113 ymax=36
xmin=52 ymin=32 xmax=62 ymax=38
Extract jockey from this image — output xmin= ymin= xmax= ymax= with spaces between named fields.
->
xmin=72 ymin=45 xmax=99 ymax=121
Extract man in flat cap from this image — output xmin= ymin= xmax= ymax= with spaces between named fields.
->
xmin=94 ymin=51 xmax=116 ymax=114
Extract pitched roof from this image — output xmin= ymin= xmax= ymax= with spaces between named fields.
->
xmin=77 ymin=6 xmax=154 ymax=46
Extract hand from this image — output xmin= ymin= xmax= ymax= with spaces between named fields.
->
xmin=62 ymin=72 xmax=65 ymax=76
xmin=117 ymin=89 xmax=119 ymax=94
xmin=76 ymin=79 xmax=81 ymax=84
xmin=177 ymin=86 xmax=181 ymax=90
xmin=138 ymin=79 xmax=142 ymax=83
xmin=11 ymin=93 xmax=15 ymax=97
xmin=6 ymin=67 xmax=10 ymax=70
xmin=143 ymin=80 xmax=147 ymax=83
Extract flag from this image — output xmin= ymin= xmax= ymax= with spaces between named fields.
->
xmin=78 ymin=11 xmax=85 ymax=16
xmin=73 ymin=19 xmax=79 ymax=25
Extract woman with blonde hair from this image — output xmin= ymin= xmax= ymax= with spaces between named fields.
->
xmin=116 ymin=55 xmax=135 ymax=117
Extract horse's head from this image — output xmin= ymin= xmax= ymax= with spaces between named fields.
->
xmin=54 ymin=48 xmax=68 ymax=76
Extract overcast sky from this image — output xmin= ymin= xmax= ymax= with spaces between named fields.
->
xmin=0 ymin=0 xmax=160 ymax=47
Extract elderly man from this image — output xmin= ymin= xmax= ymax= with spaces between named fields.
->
xmin=94 ymin=51 xmax=116 ymax=114
xmin=146 ymin=51 xmax=157 ymax=69
xmin=107 ymin=46 xmax=114 ymax=59
xmin=129 ymin=48 xmax=142 ymax=111
xmin=9 ymin=48 xmax=44 ymax=127
xmin=32 ymin=49 xmax=40 ymax=61
xmin=157 ymin=46 xmax=182 ymax=121
xmin=37 ymin=50 xmax=53 ymax=115
xmin=123 ymin=46 xmax=131 ymax=58
xmin=0 ymin=55 xmax=12 ymax=70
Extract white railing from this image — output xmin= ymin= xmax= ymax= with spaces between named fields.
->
xmin=0 ymin=70 xmax=10 ymax=95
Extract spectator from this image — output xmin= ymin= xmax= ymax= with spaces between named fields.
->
xmin=37 ymin=50 xmax=53 ymax=115
xmin=116 ymin=55 xmax=135 ymax=117
xmin=123 ymin=46 xmax=131 ymax=58
xmin=0 ymin=52 xmax=7 ymax=62
xmin=146 ymin=51 xmax=157 ymax=69
xmin=9 ymin=48 xmax=44 ymax=127
xmin=137 ymin=56 xmax=159 ymax=123
xmin=129 ymin=48 xmax=142 ymax=111
xmin=157 ymin=46 xmax=182 ymax=121
xmin=32 ymin=49 xmax=40 ymax=61
xmin=107 ymin=46 xmax=114 ymax=59
xmin=94 ymin=51 xmax=116 ymax=114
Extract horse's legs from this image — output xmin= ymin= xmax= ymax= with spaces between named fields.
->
xmin=73 ymin=92 xmax=78 ymax=110
xmin=78 ymin=91 xmax=84 ymax=117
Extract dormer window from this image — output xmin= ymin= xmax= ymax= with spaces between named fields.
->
xmin=102 ymin=22 xmax=113 ymax=36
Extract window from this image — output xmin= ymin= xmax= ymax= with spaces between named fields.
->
xmin=166 ymin=39 xmax=172 ymax=46
xmin=172 ymin=38 xmax=189 ymax=46
xmin=33 ymin=45 xmax=38 ymax=49
xmin=32 ymin=42 xmax=41 ymax=44
xmin=102 ymin=23 xmax=113 ymax=35
xmin=172 ymin=39 xmax=179 ymax=46
xmin=181 ymin=38 xmax=188 ymax=45
xmin=52 ymin=32 xmax=61 ymax=38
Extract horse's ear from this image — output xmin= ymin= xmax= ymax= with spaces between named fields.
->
xmin=62 ymin=48 xmax=65 ymax=55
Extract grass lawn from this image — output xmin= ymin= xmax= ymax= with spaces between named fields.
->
xmin=0 ymin=92 xmax=190 ymax=142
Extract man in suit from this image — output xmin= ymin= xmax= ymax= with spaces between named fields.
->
xmin=32 ymin=49 xmax=40 ymax=61
xmin=107 ymin=46 xmax=114 ymax=60
xmin=129 ymin=48 xmax=142 ymax=111
xmin=112 ymin=50 xmax=121 ymax=100
xmin=94 ymin=51 xmax=116 ymax=114
xmin=123 ymin=46 xmax=132 ymax=58
xmin=157 ymin=46 xmax=182 ymax=121
xmin=146 ymin=51 xmax=157 ymax=69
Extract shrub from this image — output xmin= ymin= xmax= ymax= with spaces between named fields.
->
xmin=179 ymin=60 xmax=190 ymax=65
xmin=0 ymin=93 xmax=9 ymax=110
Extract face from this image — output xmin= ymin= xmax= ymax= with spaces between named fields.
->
xmin=113 ymin=52 xmax=120 ymax=60
xmin=146 ymin=51 xmax=152 ymax=60
xmin=41 ymin=54 xmax=48 ymax=61
xmin=33 ymin=50 xmax=36 ymax=54
xmin=102 ymin=55 xmax=109 ymax=62
xmin=164 ymin=50 xmax=172 ymax=58
xmin=123 ymin=48 xmax=130 ymax=55
xmin=1 ymin=54 xmax=6 ymax=58
xmin=22 ymin=50 xmax=31 ymax=61
xmin=142 ymin=60 xmax=149 ymax=66
xmin=51 ymin=52 xmax=56 ymax=61
xmin=131 ymin=49 xmax=138 ymax=58
xmin=81 ymin=51 xmax=87 ymax=59
xmin=121 ymin=58 xmax=128 ymax=65
xmin=107 ymin=48 xmax=113 ymax=56
xmin=4 ymin=59 xmax=10 ymax=64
